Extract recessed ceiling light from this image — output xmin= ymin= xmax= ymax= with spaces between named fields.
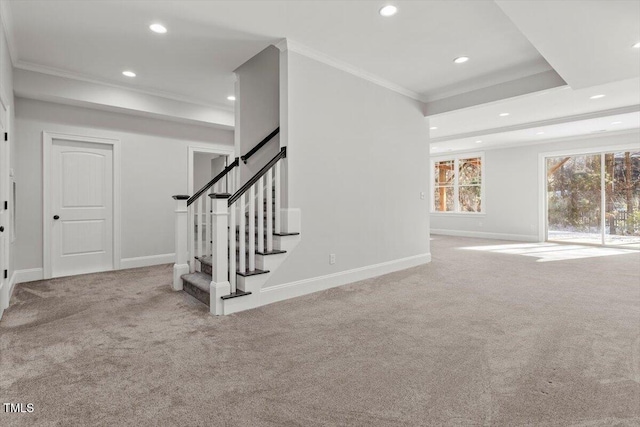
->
xmin=379 ymin=5 xmax=398 ymax=17
xmin=430 ymin=126 xmax=438 ymax=130
xmin=611 ymin=121 xmax=622 ymax=125
xmin=475 ymin=140 xmax=482 ymax=143
xmin=122 ymin=70 xmax=136 ymax=77
xmin=453 ymin=56 xmax=469 ymax=64
xmin=633 ymin=42 xmax=640 ymax=49
xmin=590 ymin=94 xmax=606 ymax=99
xmin=149 ymin=23 xmax=167 ymax=34
xmin=499 ymin=112 xmax=510 ymax=117
xmin=227 ymin=95 xmax=236 ymax=101
xmin=536 ymin=131 xmax=545 ymax=135
xmin=432 ymin=146 xmax=439 ymax=150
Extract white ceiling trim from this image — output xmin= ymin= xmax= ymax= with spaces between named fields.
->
xmin=14 ymin=60 xmax=234 ymax=112
xmin=430 ymin=104 xmax=640 ymax=144
xmin=0 ymin=0 xmax=16 ymax=64
xmin=424 ymin=70 xmax=567 ymax=117
xmin=433 ymin=128 xmax=640 ymax=156
xmin=275 ymin=38 xmax=424 ymax=102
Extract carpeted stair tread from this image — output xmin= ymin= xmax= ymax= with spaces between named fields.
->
xmin=181 ymin=272 xmax=211 ymax=292
xmin=181 ymin=272 xmax=211 ymax=306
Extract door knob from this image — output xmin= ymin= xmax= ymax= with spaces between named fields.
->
xmin=0 ymin=226 xmax=4 ymax=232
xmin=53 ymin=215 xmax=60 ymax=220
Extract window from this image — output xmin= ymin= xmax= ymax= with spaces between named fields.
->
xmin=432 ymin=154 xmax=483 ymax=213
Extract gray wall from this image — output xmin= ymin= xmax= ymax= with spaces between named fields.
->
xmin=235 ymin=45 xmax=280 ymax=184
xmin=14 ymin=98 xmax=234 ymax=270
xmin=266 ymin=51 xmax=431 ymax=286
xmin=431 ymin=130 xmax=640 ymax=241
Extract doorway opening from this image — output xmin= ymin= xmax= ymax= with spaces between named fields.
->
xmin=545 ymin=149 xmax=640 ymax=249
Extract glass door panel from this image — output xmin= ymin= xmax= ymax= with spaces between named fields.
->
xmin=547 ymin=154 xmax=602 ymax=245
xmin=604 ymin=151 xmax=640 ymax=248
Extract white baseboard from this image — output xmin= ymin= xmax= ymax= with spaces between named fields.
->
xmin=260 ymin=252 xmax=431 ymax=307
xmin=13 ymin=268 xmax=44 ymax=284
xmin=120 ymin=253 xmax=175 ymax=270
xmin=0 ymin=269 xmax=39 ymax=321
xmin=430 ymin=229 xmax=539 ymax=242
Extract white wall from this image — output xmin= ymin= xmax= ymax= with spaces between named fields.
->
xmin=431 ymin=130 xmax=640 ymax=241
xmin=14 ymin=98 xmax=234 ymax=271
xmin=266 ymin=51 xmax=431 ymax=286
xmin=235 ymin=45 xmax=280 ymax=184
xmin=193 ymin=152 xmax=220 ymax=191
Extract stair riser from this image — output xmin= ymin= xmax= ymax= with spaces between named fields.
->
xmin=200 ymin=262 xmax=212 ymax=276
xmin=183 ymin=280 xmax=210 ymax=306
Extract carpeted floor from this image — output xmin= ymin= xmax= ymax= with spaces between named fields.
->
xmin=1 ymin=236 xmax=639 ymax=426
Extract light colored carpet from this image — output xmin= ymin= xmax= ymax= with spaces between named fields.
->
xmin=1 ymin=236 xmax=639 ymax=426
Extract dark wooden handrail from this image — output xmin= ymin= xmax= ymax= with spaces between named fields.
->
xmin=229 ymin=147 xmax=286 ymax=206
xmin=187 ymin=157 xmax=239 ymax=206
xmin=240 ymin=127 xmax=280 ymax=164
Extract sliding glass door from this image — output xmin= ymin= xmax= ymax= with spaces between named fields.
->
xmin=546 ymin=150 xmax=640 ymax=248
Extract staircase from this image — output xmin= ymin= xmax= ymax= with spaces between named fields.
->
xmin=172 ymin=130 xmax=301 ymax=315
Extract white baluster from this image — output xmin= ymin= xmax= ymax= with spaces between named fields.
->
xmin=266 ymin=168 xmax=273 ymax=252
xmin=275 ymin=161 xmax=281 ymax=234
xmin=257 ymin=176 xmax=264 ymax=253
xmin=229 ymin=203 xmax=237 ymax=293
xmin=206 ymin=189 xmax=212 ymax=256
xmin=239 ymin=193 xmax=246 ymax=273
xmin=197 ymin=198 xmax=204 ymax=260
xmin=189 ymin=203 xmax=195 ymax=273
xmin=248 ymin=184 xmax=256 ymax=271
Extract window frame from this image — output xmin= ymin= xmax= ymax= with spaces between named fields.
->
xmin=431 ymin=152 xmax=485 ymax=215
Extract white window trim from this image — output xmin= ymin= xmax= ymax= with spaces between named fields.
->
xmin=431 ymin=152 xmax=485 ymax=214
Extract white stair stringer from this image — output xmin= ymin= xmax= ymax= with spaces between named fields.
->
xmin=222 ymin=233 xmax=301 ymax=315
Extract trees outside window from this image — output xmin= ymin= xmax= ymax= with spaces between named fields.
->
xmin=433 ymin=154 xmax=483 ymax=213
xmin=547 ymin=150 xmax=640 ymax=245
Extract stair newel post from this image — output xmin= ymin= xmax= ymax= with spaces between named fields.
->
xmin=172 ymin=195 xmax=190 ymax=291
xmin=208 ymin=193 xmax=232 ymax=315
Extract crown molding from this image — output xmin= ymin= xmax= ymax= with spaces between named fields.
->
xmin=275 ymin=38 xmax=423 ymax=102
xmin=14 ymin=60 xmax=234 ymax=113
xmin=0 ymin=0 xmax=17 ymax=64
xmin=430 ymin=104 xmax=640 ymax=144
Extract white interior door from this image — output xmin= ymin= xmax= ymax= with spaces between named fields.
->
xmin=50 ymin=139 xmax=114 ymax=277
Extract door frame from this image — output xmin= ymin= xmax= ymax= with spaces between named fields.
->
xmin=538 ymin=140 xmax=640 ymax=243
xmin=43 ymin=132 xmax=122 ymax=279
xmin=0 ymin=90 xmax=9 ymax=311
xmin=187 ymin=145 xmax=234 ymax=196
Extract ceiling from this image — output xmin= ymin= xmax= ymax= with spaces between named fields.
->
xmin=8 ymin=0 xmax=552 ymax=106
xmin=4 ymin=0 xmax=640 ymax=147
